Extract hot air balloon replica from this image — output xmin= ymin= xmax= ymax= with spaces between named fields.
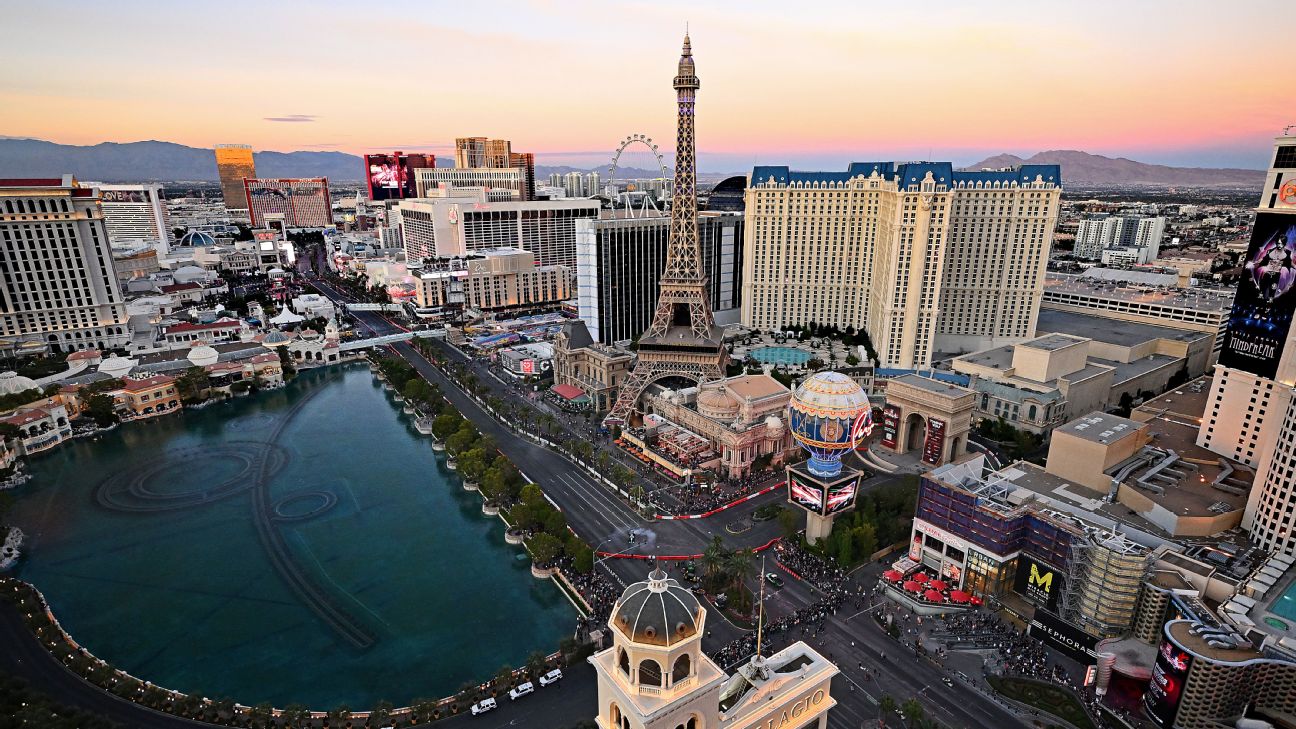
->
xmin=786 ymin=371 xmax=873 ymax=543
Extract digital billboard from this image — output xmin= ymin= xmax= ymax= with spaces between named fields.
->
xmin=1218 ymin=213 xmax=1296 ymax=378
xmin=922 ymin=417 xmax=946 ymax=465
xmin=823 ymin=475 xmax=858 ymax=515
xmin=1028 ymin=609 xmax=1097 ymax=664
xmin=365 ymin=152 xmax=432 ymax=201
xmin=787 ymin=468 xmax=858 ymax=516
xmin=1012 ymin=554 xmax=1065 ymax=613
xmin=1144 ymin=637 xmax=1193 ymax=728
xmin=880 ymin=405 xmax=900 ymax=449
xmin=788 ymin=471 xmax=825 ymax=512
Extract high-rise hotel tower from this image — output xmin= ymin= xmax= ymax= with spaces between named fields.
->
xmin=1203 ymin=132 xmax=1296 ymax=556
xmin=741 ymin=162 xmax=1061 ymax=368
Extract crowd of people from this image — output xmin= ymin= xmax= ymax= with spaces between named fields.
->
xmin=560 ymin=563 xmax=619 ymax=639
xmin=773 ymin=541 xmax=846 ymax=590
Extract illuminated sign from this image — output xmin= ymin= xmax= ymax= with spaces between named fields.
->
xmin=1279 ymin=179 xmax=1296 ymax=207
xmin=880 ymin=405 xmax=900 ymax=449
xmin=521 ymin=359 xmax=535 ymax=374
xmin=1013 ymin=554 xmax=1065 ymax=612
xmin=922 ymin=417 xmax=946 ymax=465
xmin=850 ymin=408 xmax=875 ymax=447
xmin=909 ymin=532 xmax=923 ymax=561
xmin=823 ymin=476 xmax=857 ymax=515
xmin=1028 ymin=609 xmax=1097 ymax=664
xmin=786 ymin=468 xmax=858 ymax=517
xmin=788 ymin=473 xmax=824 ymax=512
xmin=1144 ymin=637 xmax=1193 ymax=728
xmin=101 ymin=189 xmax=151 ymax=203
xmin=1219 ymin=213 xmax=1296 ymax=379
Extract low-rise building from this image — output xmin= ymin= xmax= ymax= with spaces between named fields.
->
xmin=160 ymin=318 xmax=248 ymax=349
xmin=639 ymin=374 xmax=794 ymax=479
xmin=413 ymin=248 xmax=570 ymax=317
xmin=498 ymin=342 xmax=553 ymax=377
xmin=552 ymin=321 xmax=634 ymax=412
xmin=110 ymin=374 xmax=180 ymax=419
xmin=0 ymin=404 xmax=72 ymax=455
xmin=290 ymin=293 xmax=336 ymax=321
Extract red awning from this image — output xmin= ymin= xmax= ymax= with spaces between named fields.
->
xmin=928 ymin=579 xmax=948 ymax=592
xmin=551 ymin=384 xmax=587 ymax=401
xmin=911 ymin=573 xmax=930 ymax=583
xmin=903 ymin=580 xmax=922 ymax=592
xmin=924 ymin=590 xmax=944 ymax=603
xmin=949 ymin=591 xmax=971 ymax=603
xmin=883 ymin=570 xmax=903 ymax=582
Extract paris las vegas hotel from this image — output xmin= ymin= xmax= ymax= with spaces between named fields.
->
xmin=741 ymin=161 xmax=1061 ymax=369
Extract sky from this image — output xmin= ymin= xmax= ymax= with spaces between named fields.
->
xmin=0 ymin=0 xmax=1291 ymax=172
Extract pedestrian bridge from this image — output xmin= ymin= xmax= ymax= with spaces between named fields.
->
xmin=344 ymin=303 xmax=405 ymax=312
xmin=338 ymin=331 xmax=439 ymax=351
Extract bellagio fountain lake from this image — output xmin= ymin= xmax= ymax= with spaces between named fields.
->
xmin=9 ymin=364 xmax=574 ymax=708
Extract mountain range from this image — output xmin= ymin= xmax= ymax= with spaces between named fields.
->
xmin=0 ymin=138 xmax=1266 ymax=188
xmin=963 ymin=150 xmax=1264 ymax=187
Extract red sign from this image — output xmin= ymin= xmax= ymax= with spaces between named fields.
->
xmin=521 ymin=359 xmax=535 ymax=374
xmin=922 ymin=417 xmax=946 ymax=465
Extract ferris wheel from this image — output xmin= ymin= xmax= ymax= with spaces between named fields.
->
xmin=608 ymin=133 xmax=670 ymax=218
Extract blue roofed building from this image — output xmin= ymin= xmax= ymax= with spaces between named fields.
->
xmin=742 ymin=161 xmax=1062 ymax=369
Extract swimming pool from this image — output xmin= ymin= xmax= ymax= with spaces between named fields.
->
xmin=1273 ymin=580 xmax=1296 ymax=622
xmin=749 ymin=346 xmax=813 ymax=365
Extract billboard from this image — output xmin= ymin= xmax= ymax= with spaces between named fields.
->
xmin=1028 ymin=609 xmax=1097 ymax=664
xmin=922 ymin=417 xmax=946 ymax=465
xmin=1219 ymin=213 xmax=1296 ymax=378
xmin=1144 ymin=636 xmax=1193 ymax=728
xmin=880 ymin=405 xmax=900 ymax=449
xmin=101 ymin=189 xmax=151 ymax=203
xmin=787 ymin=468 xmax=859 ymax=516
xmin=1013 ymin=554 xmax=1065 ymax=613
xmin=365 ymin=152 xmax=432 ymax=201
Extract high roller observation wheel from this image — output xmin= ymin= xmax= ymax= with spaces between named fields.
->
xmin=607 ymin=134 xmax=669 ymax=216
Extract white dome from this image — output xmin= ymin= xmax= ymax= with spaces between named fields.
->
xmin=697 ymin=388 xmax=740 ymax=418
xmin=187 ymin=345 xmax=220 ymax=367
xmin=98 ymin=356 xmax=138 ymax=378
xmin=0 ymin=371 xmax=39 ymax=396
xmin=764 ymin=415 xmax=784 ymax=434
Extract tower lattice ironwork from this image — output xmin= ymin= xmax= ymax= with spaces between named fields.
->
xmin=604 ymin=34 xmax=729 ymax=426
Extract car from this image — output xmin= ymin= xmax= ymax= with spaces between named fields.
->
xmin=509 ymin=682 xmax=535 ymax=700
xmin=942 ymin=676 xmax=954 ymax=688
xmin=539 ymin=668 xmax=563 ymax=686
xmin=470 ymin=698 xmax=497 ymax=715
xmin=764 ymin=572 xmax=785 ymax=589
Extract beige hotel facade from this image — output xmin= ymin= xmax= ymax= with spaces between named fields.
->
xmin=741 ymin=162 xmax=1061 ymax=369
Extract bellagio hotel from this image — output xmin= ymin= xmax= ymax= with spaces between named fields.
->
xmin=741 ymin=162 xmax=1061 ymax=369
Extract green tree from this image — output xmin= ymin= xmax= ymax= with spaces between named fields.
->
xmin=725 ymin=548 xmax=755 ymax=609
xmin=879 ymin=695 xmax=897 ymax=715
xmin=569 ymin=539 xmax=594 ymax=574
xmin=528 ymin=532 xmax=564 ymax=565
xmin=701 ymin=536 xmax=727 ymax=591
xmin=527 ymin=651 xmax=549 ymax=679
xmin=446 ymin=422 xmax=480 ymax=455
xmin=84 ymin=393 xmax=119 ymax=427
xmin=327 ymin=704 xmax=351 ymax=726
xmin=852 ymin=522 xmax=878 ymax=561
xmin=431 ymin=412 xmax=464 ymax=440
xmin=902 ymin=698 xmax=924 ymax=728
xmin=280 ymin=704 xmax=309 ymax=728
xmin=175 ymin=366 xmax=211 ymax=401
xmin=247 ymin=701 xmax=274 ymax=728
xmin=370 ymin=699 xmax=394 ymax=727
xmin=495 ymin=665 xmax=515 ymax=691
xmin=777 ymin=507 xmax=801 ymax=539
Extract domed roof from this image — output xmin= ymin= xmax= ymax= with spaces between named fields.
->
xmin=611 ymin=568 xmax=703 ymax=647
xmin=178 ymin=230 xmax=216 ymax=247
xmin=696 ymin=388 xmax=739 ymax=418
xmin=764 ymin=415 xmax=784 ymax=433
xmin=791 ymin=371 xmax=870 ymax=418
xmin=0 ymin=371 xmax=39 ymax=396
xmin=263 ymin=330 xmax=291 ymax=346
xmin=98 ymin=355 xmax=138 ymax=378
xmin=186 ymin=345 xmax=219 ymax=367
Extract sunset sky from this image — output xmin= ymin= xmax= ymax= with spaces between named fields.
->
xmin=1 ymin=0 xmax=1291 ymax=171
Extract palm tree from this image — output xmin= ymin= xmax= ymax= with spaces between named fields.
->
xmin=527 ymin=651 xmax=549 ymax=679
xmin=725 ymin=549 xmax=756 ymax=610
xmin=412 ymin=699 xmax=438 ymax=723
xmin=495 ymin=665 xmax=515 ymax=691
xmin=701 ymin=537 xmax=727 ymax=591
xmin=879 ymin=694 xmax=897 ymax=716
xmin=901 ymin=698 xmax=924 ymax=728
xmin=327 ymin=704 xmax=351 ymax=728
xmin=280 ymin=704 xmax=309 ymax=728
xmin=370 ymin=700 xmax=394 ymax=728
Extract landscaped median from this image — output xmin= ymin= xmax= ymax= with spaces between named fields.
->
xmin=987 ymin=675 xmax=1096 ymax=729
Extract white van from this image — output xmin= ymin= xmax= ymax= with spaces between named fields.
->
xmin=539 ymin=668 xmax=564 ymax=686
xmin=509 ymin=681 xmax=535 ymax=700
xmin=470 ymin=697 xmax=497 ymax=715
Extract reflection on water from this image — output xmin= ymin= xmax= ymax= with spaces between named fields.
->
xmin=11 ymin=365 xmax=573 ymax=709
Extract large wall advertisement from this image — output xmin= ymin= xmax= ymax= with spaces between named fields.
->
xmin=823 ymin=475 xmax=858 ymax=516
xmin=880 ymin=405 xmax=900 ymax=449
xmin=1012 ymin=554 xmax=1065 ymax=613
xmin=1219 ymin=213 xmax=1296 ymax=378
xmin=1144 ymin=637 xmax=1194 ymax=728
xmin=1028 ymin=609 xmax=1097 ymax=664
xmin=922 ymin=417 xmax=946 ymax=465
xmin=365 ymin=153 xmax=432 ymax=201
xmin=101 ymin=189 xmax=152 ymax=203
xmin=788 ymin=471 xmax=826 ymax=513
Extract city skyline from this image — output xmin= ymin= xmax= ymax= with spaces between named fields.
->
xmin=1 ymin=0 xmax=1291 ymax=171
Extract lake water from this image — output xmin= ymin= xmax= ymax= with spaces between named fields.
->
xmin=10 ymin=364 xmax=573 ymax=710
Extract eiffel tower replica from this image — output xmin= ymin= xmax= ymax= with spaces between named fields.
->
xmin=604 ymin=34 xmax=729 ymax=427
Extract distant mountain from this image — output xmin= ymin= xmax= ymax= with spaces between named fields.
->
xmin=962 ymin=149 xmax=1263 ymax=187
xmin=0 ymin=138 xmax=363 ymax=182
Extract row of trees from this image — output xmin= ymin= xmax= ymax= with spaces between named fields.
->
xmin=700 ymin=537 xmax=756 ymax=612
